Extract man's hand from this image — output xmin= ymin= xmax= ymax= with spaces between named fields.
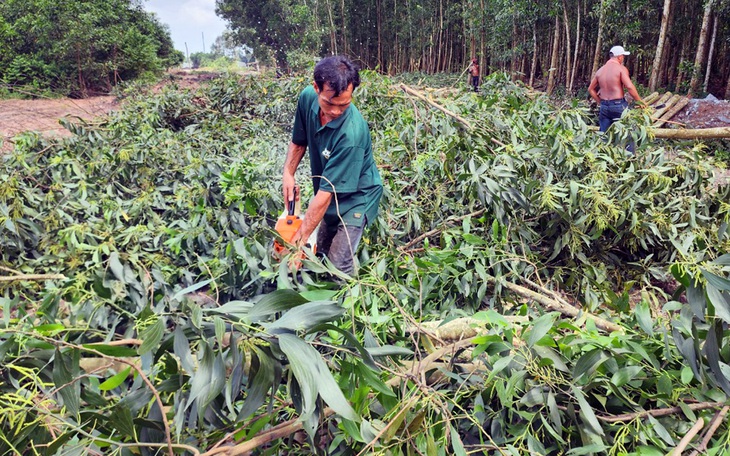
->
xmin=283 ymin=142 xmax=307 ymax=204
xmin=283 ymin=173 xmax=298 ymax=204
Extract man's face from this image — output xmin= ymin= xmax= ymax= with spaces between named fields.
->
xmin=313 ymin=82 xmax=353 ymax=122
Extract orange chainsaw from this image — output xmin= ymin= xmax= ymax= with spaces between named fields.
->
xmin=273 ymin=194 xmax=301 ymax=256
xmin=273 ymin=189 xmax=316 ymax=260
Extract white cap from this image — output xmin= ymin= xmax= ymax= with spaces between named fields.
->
xmin=609 ymin=45 xmax=630 ymax=57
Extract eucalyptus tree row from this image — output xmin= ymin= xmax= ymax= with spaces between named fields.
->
xmin=217 ymin=0 xmax=730 ymax=97
xmin=0 ymin=0 xmax=183 ymax=97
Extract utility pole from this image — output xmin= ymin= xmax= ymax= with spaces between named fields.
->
xmin=185 ymin=42 xmax=189 ymax=67
xmin=202 ymin=32 xmax=206 ymax=54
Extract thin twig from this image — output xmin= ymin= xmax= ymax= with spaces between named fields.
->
xmin=399 ymin=209 xmax=486 ymax=251
xmin=499 ymin=280 xmax=623 ymax=333
xmin=673 ymin=418 xmax=704 ymax=455
xmin=0 ymin=265 xmax=23 ymax=275
xmin=688 ymin=405 xmax=730 ymax=456
xmin=400 ymin=84 xmax=473 ymax=130
xmin=594 ymin=401 xmax=724 ymax=423
xmin=199 ymin=408 xmax=336 ymax=456
xmin=0 ymin=273 xmax=67 ymax=282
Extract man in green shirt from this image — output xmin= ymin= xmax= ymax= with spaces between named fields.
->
xmin=282 ymin=55 xmax=383 ymax=276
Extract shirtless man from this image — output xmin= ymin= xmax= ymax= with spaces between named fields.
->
xmin=588 ymin=45 xmax=645 ymax=133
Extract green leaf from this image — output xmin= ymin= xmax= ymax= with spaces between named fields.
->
xmin=138 ymin=317 xmax=164 ymax=355
xmin=365 ymin=346 xmax=414 ymax=357
xmin=681 ymin=366 xmax=694 ymax=384
xmin=207 ymin=300 xmax=254 ymax=320
xmin=686 ymin=281 xmax=707 ymax=321
xmin=249 ymin=289 xmax=308 ymax=322
xmin=707 ymin=284 xmax=730 ymax=324
xmin=238 ymin=346 xmax=275 ymax=420
xmin=706 ymin=323 xmax=730 ymax=394
xmin=566 ymin=444 xmax=608 ymax=456
xmin=278 ymin=333 xmax=359 ymax=423
xmin=52 ymin=348 xmax=80 ymax=416
xmin=449 ymin=424 xmax=468 ymax=456
xmin=81 ymin=344 xmax=138 ymax=357
xmin=172 ymin=279 xmax=213 ymax=301
xmin=173 ymin=326 xmax=195 ymax=374
xmin=532 ymin=346 xmax=570 ymax=372
xmin=573 ymin=349 xmax=608 ymax=382
xmin=106 ymin=405 xmax=136 ymax=440
xmin=109 ymin=252 xmax=125 ymax=282
xmin=264 ymin=301 xmax=344 ymax=333
xmin=635 ymin=301 xmax=654 ymax=335
xmin=98 ymin=367 xmax=131 ymax=391
xmin=647 ymin=415 xmax=674 ymax=445
xmin=526 ymin=312 xmax=558 ymax=347
xmin=611 ymin=366 xmax=643 ymax=387
xmin=214 ymin=316 xmax=226 ymax=347
xmin=571 ymin=385 xmax=604 ymax=436
xmin=702 ymin=270 xmax=730 ymax=291
xmin=32 ymin=323 xmax=65 ymax=335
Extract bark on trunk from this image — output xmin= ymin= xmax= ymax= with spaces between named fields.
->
xmin=649 ymin=0 xmax=672 ymax=92
xmin=703 ymin=15 xmax=718 ymax=94
xmin=529 ymin=23 xmax=537 ymax=87
xmin=547 ymin=16 xmax=561 ymax=94
xmin=562 ymin=0 xmax=572 ymax=92
xmin=689 ymin=0 xmax=714 ymax=96
xmin=591 ymin=0 xmax=605 ymax=77
xmin=653 ymin=127 xmax=730 ymax=139
xmin=569 ymin=0 xmax=581 ymax=92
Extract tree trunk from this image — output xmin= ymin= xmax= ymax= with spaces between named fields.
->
xmin=703 ymin=15 xmax=718 ymax=94
xmin=376 ymin=0 xmax=382 ymax=68
xmin=529 ymin=22 xmax=537 ymax=87
xmin=569 ymin=0 xmax=581 ymax=92
xmin=652 ymin=127 xmax=730 ymax=139
xmin=689 ymin=0 xmax=714 ymax=96
xmin=340 ymin=0 xmax=347 ymax=54
xmin=562 ymin=0 xmax=572 ymax=92
xmin=547 ymin=16 xmax=560 ymax=94
xmin=591 ymin=0 xmax=605 ymax=77
xmin=649 ymin=0 xmax=672 ymax=92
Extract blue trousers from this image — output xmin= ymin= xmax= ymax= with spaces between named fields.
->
xmin=599 ymin=99 xmax=628 ymax=132
xmin=316 ymin=216 xmax=366 ymax=276
xmin=599 ymin=99 xmax=634 ymax=153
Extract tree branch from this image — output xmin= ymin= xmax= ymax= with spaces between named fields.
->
xmin=673 ymin=418 xmax=704 ymax=455
xmin=595 ymin=401 xmax=724 ymax=423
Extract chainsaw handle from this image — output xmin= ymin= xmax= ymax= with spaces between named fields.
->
xmin=287 ymin=187 xmax=297 ymax=216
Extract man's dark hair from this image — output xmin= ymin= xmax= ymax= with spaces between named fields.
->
xmin=313 ymin=55 xmax=360 ymax=96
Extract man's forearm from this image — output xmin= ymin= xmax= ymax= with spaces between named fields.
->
xmin=588 ymin=89 xmax=601 ymax=104
xmin=627 ymin=86 xmax=643 ymax=104
xmin=294 ymin=191 xmax=332 ymax=244
xmin=284 ymin=142 xmax=306 ymax=178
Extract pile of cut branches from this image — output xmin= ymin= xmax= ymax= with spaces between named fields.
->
xmin=1 ymin=72 xmax=729 ymax=455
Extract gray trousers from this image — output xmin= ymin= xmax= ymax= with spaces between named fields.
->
xmin=316 ymin=217 xmax=366 ymax=276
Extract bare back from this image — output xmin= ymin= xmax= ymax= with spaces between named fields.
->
xmin=594 ymin=60 xmax=630 ymax=100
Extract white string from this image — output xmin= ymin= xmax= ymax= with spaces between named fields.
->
xmin=310 ymin=174 xmax=356 ymax=274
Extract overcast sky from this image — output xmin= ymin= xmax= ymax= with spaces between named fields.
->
xmin=143 ymin=0 xmax=229 ymax=55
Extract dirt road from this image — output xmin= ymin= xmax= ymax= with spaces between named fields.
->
xmin=0 ymin=96 xmax=117 ymax=151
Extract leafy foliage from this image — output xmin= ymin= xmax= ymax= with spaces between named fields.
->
xmin=1 ymin=72 xmax=729 ymax=454
xmin=0 ymin=0 xmax=183 ymax=97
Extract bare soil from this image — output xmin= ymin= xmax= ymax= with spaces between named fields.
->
xmin=673 ymin=95 xmax=730 ymax=129
xmin=0 ymin=96 xmax=118 ymax=151
xmin=0 ymin=70 xmax=217 ymax=152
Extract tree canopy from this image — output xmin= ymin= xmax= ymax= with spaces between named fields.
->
xmin=216 ymin=0 xmax=730 ymax=98
xmin=0 ymin=0 xmax=183 ymax=97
